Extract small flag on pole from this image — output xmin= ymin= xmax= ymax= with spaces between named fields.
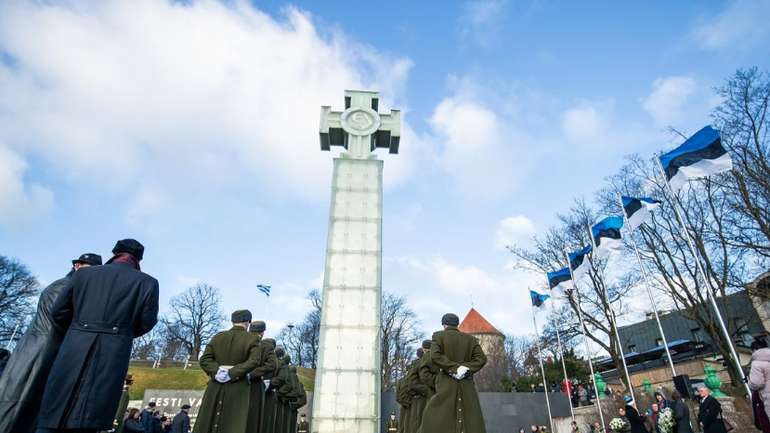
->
xmin=659 ymin=125 xmax=733 ymax=192
xmin=568 ymin=244 xmax=592 ymax=279
xmin=547 ymin=267 xmax=573 ymax=296
xmin=622 ymin=196 xmax=661 ymax=229
xmin=530 ymin=289 xmax=551 ymax=310
xmin=257 ymin=284 xmax=271 ymax=297
xmin=591 ymin=216 xmax=624 ymax=257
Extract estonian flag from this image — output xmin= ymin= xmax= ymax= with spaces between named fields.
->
xmin=591 ymin=216 xmax=624 ymax=257
xmin=659 ymin=125 xmax=733 ymax=192
xmin=622 ymin=196 xmax=661 ymax=229
xmin=257 ymin=284 xmax=271 ymax=297
xmin=547 ymin=267 xmax=573 ymax=296
xmin=568 ymin=244 xmax=592 ymax=279
xmin=530 ymin=289 xmax=551 ymax=310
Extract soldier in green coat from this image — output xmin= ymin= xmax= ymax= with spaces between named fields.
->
xmin=286 ymin=369 xmax=307 ymax=433
xmin=276 ymin=356 xmax=297 ymax=433
xmin=245 ymin=322 xmax=277 ymax=433
xmin=193 ymin=310 xmax=261 ymax=433
xmin=263 ymin=348 xmax=289 ymax=433
xmin=419 ymin=313 xmax=487 ymax=433
xmin=397 ymin=350 xmax=422 ymax=433
xmin=407 ymin=341 xmax=434 ymax=433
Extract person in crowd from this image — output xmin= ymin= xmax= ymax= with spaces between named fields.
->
xmin=530 ymin=426 xmax=538 ymax=432
xmin=124 ymin=408 xmax=145 ymax=433
xmin=697 ymin=386 xmax=727 ymax=433
xmin=577 ymin=384 xmax=589 ymax=407
xmin=570 ymin=420 xmax=581 ymax=432
xmin=654 ymin=391 xmax=668 ymax=410
xmin=245 ymin=321 xmax=276 ymax=433
xmin=750 ymin=337 xmax=770 ymax=423
xmin=589 ymin=421 xmax=603 ymax=433
xmin=622 ymin=396 xmax=647 ymax=433
xmin=193 ymin=309 xmax=261 ymax=433
xmin=0 ymin=253 xmax=102 ymax=433
xmin=406 ymin=340 xmax=434 ymax=433
xmin=37 ymin=240 xmax=157 ymax=433
xmin=297 ymin=413 xmax=309 ymax=433
xmin=141 ymin=403 xmax=157 ymax=433
xmin=518 ymin=428 xmax=525 ymax=433
xmin=530 ymin=383 xmax=536 ymax=393
xmin=151 ymin=412 xmax=163 ymax=433
xmin=171 ymin=405 xmax=190 ymax=433
xmin=161 ymin=416 xmax=172 ymax=433
xmin=386 ymin=412 xmax=398 ymax=433
xmin=647 ymin=403 xmax=660 ymax=433
xmin=418 ymin=313 xmax=487 ymax=433
xmin=669 ymin=390 xmax=693 ymax=433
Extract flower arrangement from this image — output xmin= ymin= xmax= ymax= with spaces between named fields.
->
xmin=609 ymin=417 xmax=630 ymax=433
xmin=658 ymin=407 xmax=676 ymax=433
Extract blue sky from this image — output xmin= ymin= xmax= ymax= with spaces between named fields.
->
xmin=1 ymin=0 xmax=769 ymax=340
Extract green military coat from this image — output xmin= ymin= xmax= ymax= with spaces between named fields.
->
xmin=419 ymin=326 xmax=487 ymax=433
xmin=193 ymin=326 xmax=261 ymax=433
xmin=407 ymin=351 xmax=434 ymax=433
xmin=246 ymin=338 xmax=277 ymax=433
xmin=263 ymin=356 xmax=289 ymax=433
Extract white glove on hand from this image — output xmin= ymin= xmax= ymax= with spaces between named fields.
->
xmin=454 ymin=365 xmax=470 ymax=380
xmin=215 ymin=367 xmax=231 ymax=383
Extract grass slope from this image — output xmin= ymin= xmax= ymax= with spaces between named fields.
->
xmin=128 ymin=367 xmax=315 ymax=400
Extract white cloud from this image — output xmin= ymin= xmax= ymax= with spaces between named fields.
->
xmin=691 ymin=0 xmax=770 ymax=51
xmin=562 ymin=104 xmax=605 ymax=143
xmin=495 ymin=215 xmax=535 ymax=249
xmin=458 ymin=0 xmax=507 ymax=47
xmin=0 ymin=145 xmax=53 ymax=227
xmin=0 ymin=0 xmax=416 ymax=220
xmin=642 ymin=76 xmax=697 ymax=127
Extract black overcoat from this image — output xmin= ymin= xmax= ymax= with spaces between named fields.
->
xmin=172 ymin=411 xmax=191 ymax=433
xmin=698 ymin=396 xmax=727 ymax=433
xmin=0 ymin=273 xmax=70 ymax=433
xmin=671 ymin=399 xmax=693 ymax=433
xmin=37 ymin=262 xmax=159 ymax=430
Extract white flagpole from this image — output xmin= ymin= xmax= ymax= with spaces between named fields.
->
xmin=654 ymin=156 xmax=751 ymax=397
xmin=545 ymin=273 xmax=575 ymax=420
xmin=530 ymin=298 xmax=554 ymax=433
xmin=617 ymin=193 xmax=677 ymax=378
xmin=5 ymin=324 xmax=19 ymax=350
xmin=564 ymin=251 xmax=607 ymax=432
xmin=585 ymin=228 xmax=637 ymax=406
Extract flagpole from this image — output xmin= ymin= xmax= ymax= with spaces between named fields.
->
xmin=585 ymin=228 xmax=637 ymax=406
xmin=530 ymin=298 xmax=554 ymax=432
xmin=617 ymin=193 xmax=677 ymax=378
xmin=564 ymin=251 xmax=606 ymax=432
xmin=545 ymin=273 xmax=575 ymax=420
xmin=654 ymin=156 xmax=751 ymax=397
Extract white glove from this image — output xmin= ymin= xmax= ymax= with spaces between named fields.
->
xmin=215 ymin=367 xmax=231 ymax=383
xmin=454 ymin=365 xmax=469 ymax=380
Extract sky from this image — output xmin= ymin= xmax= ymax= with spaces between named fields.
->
xmin=1 ymin=0 xmax=770 ymax=343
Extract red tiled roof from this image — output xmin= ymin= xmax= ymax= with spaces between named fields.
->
xmin=458 ymin=308 xmax=502 ymax=335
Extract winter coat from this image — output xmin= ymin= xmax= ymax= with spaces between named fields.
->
xmin=670 ymin=399 xmax=693 ymax=433
xmin=171 ymin=411 xmax=190 ymax=433
xmin=396 ymin=375 xmax=412 ymax=433
xmin=141 ymin=410 xmax=154 ymax=433
xmin=753 ymin=390 xmax=770 ymax=433
xmin=246 ymin=337 xmax=277 ymax=433
xmin=407 ymin=350 xmax=433 ymax=433
xmin=125 ymin=418 xmax=146 ymax=433
xmin=624 ymin=405 xmax=647 ymax=433
xmin=419 ymin=326 xmax=487 ymax=433
xmin=750 ymin=347 xmax=770 ymax=421
xmin=193 ymin=326 xmax=261 ymax=433
xmin=262 ymin=356 xmax=289 ymax=433
xmin=37 ymin=263 xmax=159 ymax=430
xmin=0 ymin=274 xmax=70 ymax=433
xmin=698 ymin=396 xmax=727 ymax=433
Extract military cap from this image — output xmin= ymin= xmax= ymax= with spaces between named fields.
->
xmin=421 ymin=339 xmax=432 ymax=349
xmin=231 ymin=309 xmax=252 ymax=323
xmin=416 ymin=348 xmax=424 ymax=358
xmin=112 ymin=238 xmax=145 ymax=261
xmin=275 ymin=347 xmax=286 ymax=358
xmin=250 ymin=321 xmax=266 ymax=333
xmin=441 ymin=313 xmax=460 ymax=327
xmin=72 ymin=253 xmax=103 ymax=266
xmin=262 ymin=338 xmax=276 ymax=349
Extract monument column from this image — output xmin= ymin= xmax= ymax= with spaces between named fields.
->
xmin=312 ymin=90 xmax=400 ymax=433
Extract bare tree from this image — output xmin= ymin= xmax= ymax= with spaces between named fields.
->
xmin=277 ymin=289 xmax=322 ymax=368
xmin=0 ymin=255 xmax=39 ymax=344
xmin=380 ymin=291 xmax=423 ymax=391
xmin=162 ymin=283 xmax=225 ymax=361
xmin=131 ymin=324 xmax=164 ymax=360
xmin=504 ymin=334 xmax=536 ymax=380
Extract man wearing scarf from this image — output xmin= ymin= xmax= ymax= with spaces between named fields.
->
xmin=0 ymin=253 xmax=101 ymax=433
xmin=418 ymin=313 xmax=487 ymax=433
xmin=37 ymin=239 xmax=159 ymax=433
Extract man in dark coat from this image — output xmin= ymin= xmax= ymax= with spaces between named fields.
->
xmin=407 ymin=341 xmax=434 ymax=433
xmin=670 ymin=390 xmax=693 ymax=433
xmin=36 ymin=241 xmax=156 ymax=433
xmin=297 ymin=414 xmax=309 ymax=433
xmin=697 ymin=387 xmax=727 ymax=433
xmin=419 ymin=313 xmax=487 ymax=433
xmin=142 ymin=402 xmax=158 ymax=433
xmin=245 ymin=321 xmax=276 ymax=433
xmin=261 ymin=343 xmax=283 ymax=433
xmin=284 ymin=367 xmax=305 ymax=433
xmin=171 ymin=405 xmax=191 ymax=433
xmin=276 ymin=355 xmax=295 ymax=433
xmin=0 ymin=253 xmax=101 ymax=433
xmin=193 ymin=309 xmax=261 ymax=433
xmin=622 ymin=396 xmax=648 ymax=433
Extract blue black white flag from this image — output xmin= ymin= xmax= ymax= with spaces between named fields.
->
xmin=257 ymin=284 xmax=271 ymax=297
xmin=622 ymin=196 xmax=661 ymax=229
xmin=530 ymin=289 xmax=551 ymax=310
xmin=591 ymin=216 xmax=624 ymax=257
xmin=659 ymin=125 xmax=733 ymax=192
xmin=568 ymin=244 xmax=592 ymax=279
xmin=547 ymin=267 xmax=573 ymax=296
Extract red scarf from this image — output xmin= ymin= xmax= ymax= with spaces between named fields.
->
xmin=112 ymin=253 xmax=141 ymax=270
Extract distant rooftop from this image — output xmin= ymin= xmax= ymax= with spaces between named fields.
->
xmin=459 ymin=308 xmax=503 ymax=336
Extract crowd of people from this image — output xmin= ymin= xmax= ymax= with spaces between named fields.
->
xmin=120 ymin=403 xmax=190 ymax=433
